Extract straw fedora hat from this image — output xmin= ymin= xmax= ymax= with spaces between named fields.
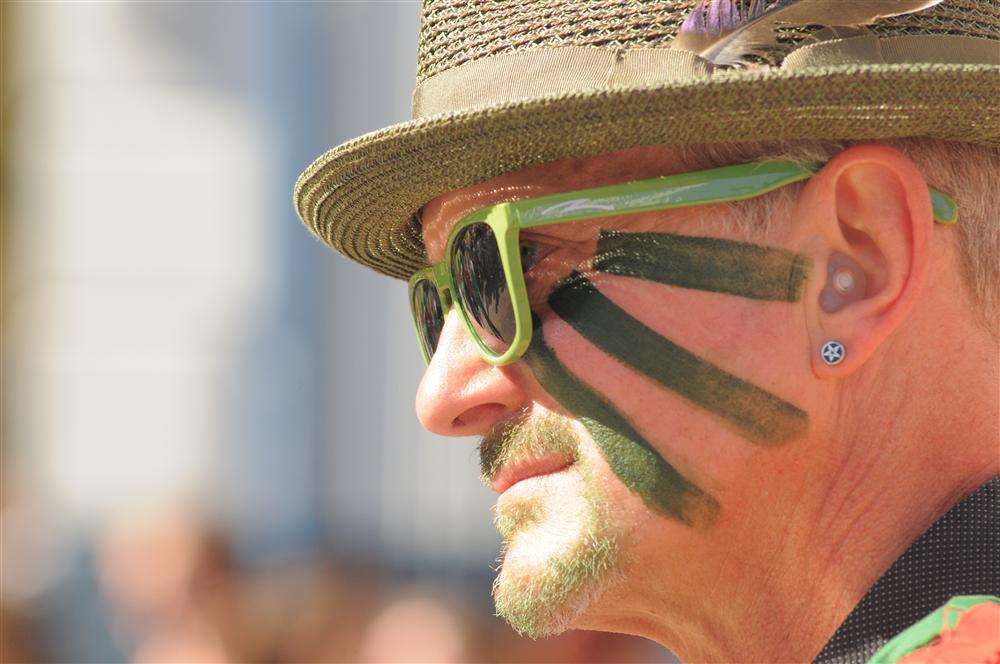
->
xmin=293 ymin=0 xmax=999 ymax=280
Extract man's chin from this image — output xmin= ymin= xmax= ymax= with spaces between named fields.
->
xmin=491 ymin=475 xmax=619 ymax=639
xmin=493 ymin=530 xmax=618 ymax=639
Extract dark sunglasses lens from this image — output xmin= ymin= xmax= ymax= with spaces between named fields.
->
xmin=451 ymin=222 xmax=516 ymax=355
xmin=411 ymin=278 xmax=445 ymax=360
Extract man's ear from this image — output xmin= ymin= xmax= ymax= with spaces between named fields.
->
xmin=796 ymin=144 xmax=934 ymax=377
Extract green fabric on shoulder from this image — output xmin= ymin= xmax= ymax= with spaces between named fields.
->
xmin=867 ymin=595 xmax=1000 ymax=664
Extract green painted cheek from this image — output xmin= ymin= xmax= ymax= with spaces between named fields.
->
xmin=511 ymin=232 xmax=810 ymax=525
xmin=548 ymin=274 xmax=809 ymax=445
xmin=594 ymin=230 xmax=812 ymax=302
xmin=523 ymin=316 xmax=719 ymax=527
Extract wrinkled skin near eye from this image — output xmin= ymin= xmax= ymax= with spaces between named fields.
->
xmin=518 ymin=229 xmax=598 ymax=309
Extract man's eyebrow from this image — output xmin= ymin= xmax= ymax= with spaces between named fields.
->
xmin=439 ymin=183 xmax=553 ymax=222
xmin=421 ymin=163 xmax=707 ymax=258
xmin=421 ymin=183 xmax=561 ymax=257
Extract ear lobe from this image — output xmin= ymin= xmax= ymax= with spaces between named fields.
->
xmin=804 ymin=144 xmax=934 ymax=377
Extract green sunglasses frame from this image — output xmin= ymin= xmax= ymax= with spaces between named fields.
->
xmin=408 ymin=159 xmax=958 ymax=366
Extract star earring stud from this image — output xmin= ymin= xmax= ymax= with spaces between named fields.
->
xmin=821 ymin=340 xmax=846 ymax=366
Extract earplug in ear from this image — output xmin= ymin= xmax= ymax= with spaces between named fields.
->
xmin=820 ymin=252 xmax=866 ymax=313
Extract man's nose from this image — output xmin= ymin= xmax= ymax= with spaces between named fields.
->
xmin=415 ymin=309 xmax=529 ymax=437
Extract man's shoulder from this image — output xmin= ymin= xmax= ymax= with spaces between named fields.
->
xmin=814 ymin=477 xmax=999 ymax=664
xmin=868 ymin=595 xmax=999 ymax=664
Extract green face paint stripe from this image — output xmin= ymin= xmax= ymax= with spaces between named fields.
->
xmin=593 ymin=230 xmax=812 ymax=302
xmin=548 ymin=275 xmax=809 ymax=445
xmin=522 ymin=315 xmax=719 ymax=526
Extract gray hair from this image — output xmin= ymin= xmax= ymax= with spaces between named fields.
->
xmin=673 ymin=139 xmax=999 ymax=336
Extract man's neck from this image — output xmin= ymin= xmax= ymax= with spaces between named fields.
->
xmin=643 ymin=408 xmax=995 ymax=660
xmin=783 ymin=340 xmax=999 ymax=662
xmin=670 ymin=468 xmax=997 ymax=662
xmin=816 ymin=476 xmax=999 ymax=662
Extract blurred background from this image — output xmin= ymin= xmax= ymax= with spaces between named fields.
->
xmin=1 ymin=2 xmax=673 ymax=662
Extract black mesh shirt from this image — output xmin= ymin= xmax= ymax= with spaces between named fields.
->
xmin=814 ymin=476 xmax=999 ymax=663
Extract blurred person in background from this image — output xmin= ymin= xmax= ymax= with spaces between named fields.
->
xmin=294 ymin=1 xmax=998 ymax=662
xmin=1 ymin=1 xmax=690 ymax=662
xmin=97 ymin=508 xmax=239 ymax=662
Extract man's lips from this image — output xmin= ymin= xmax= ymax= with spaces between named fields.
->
xmin=490 ymin=455 xmax=575 ymax=494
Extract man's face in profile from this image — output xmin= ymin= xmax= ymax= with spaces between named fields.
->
xmin=414 ymin=145 xmax=818 ymax=639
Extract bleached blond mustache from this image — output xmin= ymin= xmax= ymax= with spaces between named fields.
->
xmin=478 ymin=408 xmax=580 ymax=487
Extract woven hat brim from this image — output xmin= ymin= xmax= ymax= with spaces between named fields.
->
xmin=294 ymin=63 xmax=1000 ymax=281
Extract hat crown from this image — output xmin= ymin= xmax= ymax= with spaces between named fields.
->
xmin=295 ymin=0 xmax=999 ymax=281
xmin=417 ymin=0 xmax=1000 ymax=83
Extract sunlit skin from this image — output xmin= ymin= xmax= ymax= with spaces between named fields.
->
xmin=415 ymin=144 xmax=999 ymax=662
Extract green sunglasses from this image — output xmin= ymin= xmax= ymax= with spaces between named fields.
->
xmin=408 ymin=160 xmax=958 ymax=366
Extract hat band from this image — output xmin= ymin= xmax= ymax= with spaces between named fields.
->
xmin=412 ymin=35 xmax=998 ymax=119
